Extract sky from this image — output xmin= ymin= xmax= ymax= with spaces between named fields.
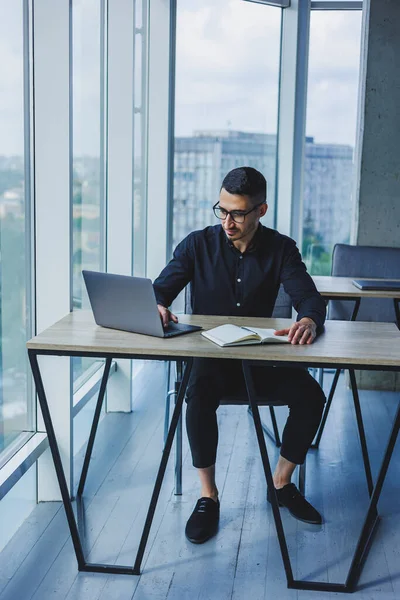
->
xmin=0 ymin=0 xmax=363 ymax=156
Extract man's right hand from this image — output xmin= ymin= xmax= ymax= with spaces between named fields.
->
xmin=157 ymin=304 xmax=179 ymax=329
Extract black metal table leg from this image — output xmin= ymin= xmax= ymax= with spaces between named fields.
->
xmin=133 ymin=357 xmax=192 ymax=574
xmin=311 ymin=298 xmax=362 ymax=450
xmin=242 ymin=358 xmax=399 ymax=593
xmin=29 ymin=349 xmax=193 ymax=576
xmin=77 ymin=357 xmax=112 ymax=497
xmin=28 ymin=350 xmax=86 ymax=571
xmin=349 ymin=369 xmax=374 ymax=497
xmin=345 ymin=401 xmax=400 ymax=590
xmin=242 ymin=361 xmax=294 ymax=588
xmin=350 ymin=297 xmax=361 ymax=321
xmin=311 ymin=367 xmax=342 ymax=449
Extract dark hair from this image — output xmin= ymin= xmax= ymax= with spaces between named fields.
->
xmin=221 ymin=166 xmax=267 ymax=205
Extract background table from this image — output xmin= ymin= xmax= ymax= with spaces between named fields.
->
xmin=313 ymin=275 xmax=400 ymax=325
xmin=27 ymin=312 xmax=400 ymax=592
xmin=310 ymin=275 xmax=400 ymax=447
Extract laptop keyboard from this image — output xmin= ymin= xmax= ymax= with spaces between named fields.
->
xmin=163 ymin=322 xmax=199 ymax=337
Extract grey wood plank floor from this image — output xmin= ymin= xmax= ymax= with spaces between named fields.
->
xmin=0 ymin=362 xmax=399 ymax=600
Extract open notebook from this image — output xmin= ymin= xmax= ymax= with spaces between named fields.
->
xmin=201 ymin=324 xmax=289 ymax=347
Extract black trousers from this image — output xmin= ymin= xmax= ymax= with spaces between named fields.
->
xmin=185 ymin=358 xmax=326 ymax=468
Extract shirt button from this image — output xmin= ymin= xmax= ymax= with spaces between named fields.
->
xmin=239 ymin=256 xmax=243 ymax=260
xmin=237 ymin=302 xmax=241 ymax=307
xmin=237 ymin=278 xmax=241 ymax=282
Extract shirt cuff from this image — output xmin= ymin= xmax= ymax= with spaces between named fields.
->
xmin=297 ymin=312 xmax=325 ymax=334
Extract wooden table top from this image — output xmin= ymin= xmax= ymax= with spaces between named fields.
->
xmin=27 ymin=311 xmax=400 ymax=368
xmin=313 ymin=276 xmax=400 ymax=299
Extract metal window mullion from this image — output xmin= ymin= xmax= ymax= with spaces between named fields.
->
xmin=105 ymin=0 xmax=135 ymax=412
xmin=137 ymin=0 xmax=149 ymax=276
xmin=100 ymin=0 xmax=108 ymax=273
xmin=276 ymin=0 xmax=311 ymax=245
xmin=291 ymin=0 xmax=310 ymax=247
xmin=23 ymin=0 xmax=35 ymax=438
xmin=272 ymin=11 xmax=284 ymax=230
xmin=141 ymin=0 xmax=149 ymax=275
xmin=350 ymin=0 xmax=369 ymax=244
xmin=166 ymin=0 xmax=177 ymax=260
xmin=145 ymin=0 xmax=174 ymax=281
xmin=132 ymin=0 xmax=149 ymax=279
xmin=33 ymin=0 xmax=72 ymax=501
xmin=131 ymin=1 xmax=136 ymax=276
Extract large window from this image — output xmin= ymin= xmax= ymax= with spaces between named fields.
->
xmin=173 ymin=0 xmax=281 ymax=253
xmin=72 ymin=0 xmax=106 ymax=384
xmin=0 ymin=0 xmax=33 ymax=454
xmin=302 ymin=9 xmax=362 ymax=274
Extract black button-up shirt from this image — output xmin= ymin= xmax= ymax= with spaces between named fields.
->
xmin=153 ymin=224 xmax=326 ymax=330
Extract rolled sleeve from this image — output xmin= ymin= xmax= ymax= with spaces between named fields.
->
xmin=280 ymin=240 xmax=326 ymax=332
xmin=153 ymin=233 xmax=195 ymax=308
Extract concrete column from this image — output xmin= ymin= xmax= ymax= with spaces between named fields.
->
xmin=353 ymin=0 xmax=400 ymax=247
xmin=352 ymin=0 xmax=400 ymax=390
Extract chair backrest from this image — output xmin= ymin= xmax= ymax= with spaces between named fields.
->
xmin=271 ymin=284 xmax=292 ymax=318
xmin=329 ymin=243 xmax=400 ymax=322
xmin=184 ymin=283 xmax=292 ymax=318
xmin=184 ymin=284 xmax=193 ymax=315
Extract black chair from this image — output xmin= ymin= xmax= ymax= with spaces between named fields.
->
xmin=312 ymin=243 xmax=400 ymax=449
xmin=164 ymin=284 xmax=307 ymax=495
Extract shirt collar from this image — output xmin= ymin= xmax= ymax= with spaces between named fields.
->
xmin=223 ymin=223 xmax=263 ymax=254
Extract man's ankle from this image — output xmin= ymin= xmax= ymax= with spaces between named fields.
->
xmin=201 ymin=490 xmax=219 ymax=502
xmin=272 ymin=478 xmax=290 ymax=490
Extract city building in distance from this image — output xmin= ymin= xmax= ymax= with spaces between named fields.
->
xmin=173 ymin=130 xmax=354 ymax=274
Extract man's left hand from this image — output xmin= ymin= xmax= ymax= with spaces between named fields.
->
xmin=274 ymin=317 xmax=317 ymax=345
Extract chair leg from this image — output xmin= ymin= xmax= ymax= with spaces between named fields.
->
xmin=164 ymin=361 xmax=173 ymax=445
xmin=318 ymin=368 xmax=324 ymax=388
xmin=298 ymin=461 xmax=306 ymax=496
xmin=268 ymin=406 xmax=282 ymax=447
xmin=166 ymin=360 xmax=171 ymax=393
xmin=175 ymin=394 xmax=183 ymax=495
xmin=164 ymin=390 xmax=175 ymax=445
xmin=247 ymin=405 xmax=281 ymax=447
xmin=311 ymin=368 xmax=342 ymax=449
xmin=394 ymin=298 xmax=400 ymax=330
xmin=174 ymin=361 xmax=184 ymax=495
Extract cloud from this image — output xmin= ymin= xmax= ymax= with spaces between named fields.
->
xmin=305 ymin=10 xmax=362 ymax=144
xmin=175 ymin=0 xmax=363 ymax=146
xmin=176 ymin=1 xmax=281 ymax=134
xmin=0 ymin=1 xmax=363 ymax=156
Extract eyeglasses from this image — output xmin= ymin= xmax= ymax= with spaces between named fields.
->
xmin=212 ymin=201 xmax=265 ymax=224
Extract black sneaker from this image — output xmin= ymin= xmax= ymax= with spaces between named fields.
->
xmin=185 ymin=497 xmax=220 ymax=544
xmin=267 ymin=483 xmax=322 ymax=525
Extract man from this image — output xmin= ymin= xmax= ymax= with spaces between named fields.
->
xmin=154 ymin=166 xmax=326 ymax=544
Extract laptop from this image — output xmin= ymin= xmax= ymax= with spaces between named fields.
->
xmin=82 ymin=270 xmax=202 ymax=338
xmin=352 ymin=279 xmax=400 ymax=291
